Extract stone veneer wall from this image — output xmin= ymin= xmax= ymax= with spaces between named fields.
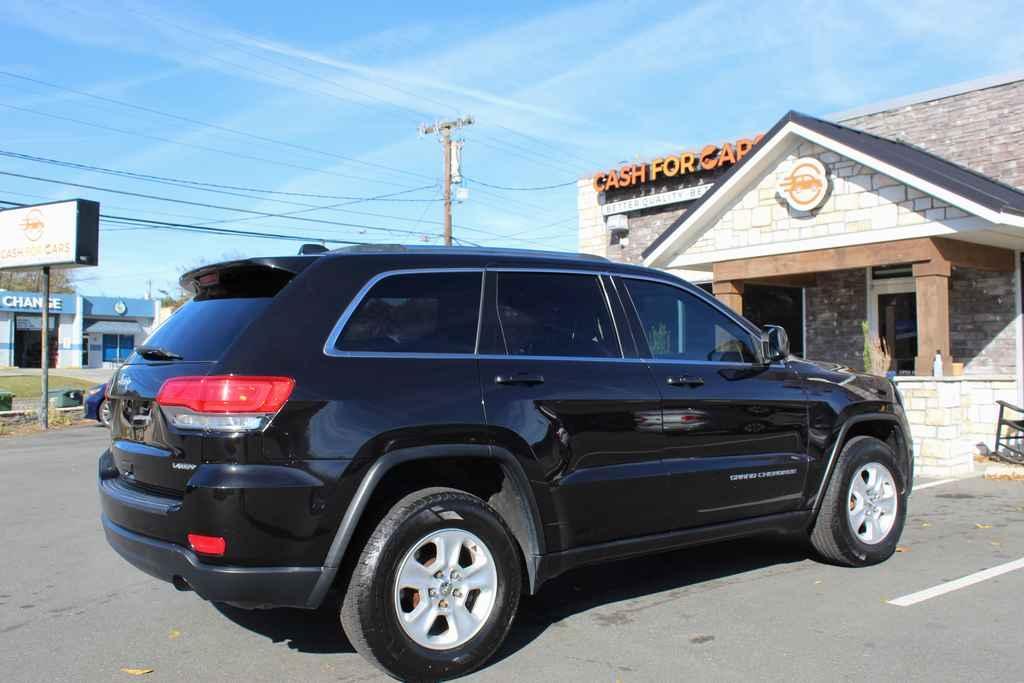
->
xmin=804 ymin=269 xmax=867 ymax=371
xmin=840 ymin=79 xmax=1024 ymax=192
xmin=684 ymin=140 xmax=963 ymax=258
xmin=895 ymin=375 xmax=1017 ymax=477
xmin=580 ymin=78 xmax=1024 ymax=263
xmin=949 ymin=267 xmax=1017 ymax=375
xmin=606 ymin=205 xmax=686 ymax=264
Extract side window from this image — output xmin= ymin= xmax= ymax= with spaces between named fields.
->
xmin=336 ymin=271 xmax=481 ymax=354
xmin=624 ymin=279 xmax=758 ymax=363
xmin=494 ymin=272 xmax=619 ymax=358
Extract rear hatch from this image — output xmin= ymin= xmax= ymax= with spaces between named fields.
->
xmin=107 ymin=258 xmax=310 ymax=495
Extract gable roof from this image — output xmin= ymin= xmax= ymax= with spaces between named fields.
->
xmin=642 ymin=111 xmax=1024 ymax=267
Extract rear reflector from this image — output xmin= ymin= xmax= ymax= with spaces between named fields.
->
xmin=187 ymin=534 xmax=226 ymax=556
xmin=157 ymin=376 xmax=295 ymax=414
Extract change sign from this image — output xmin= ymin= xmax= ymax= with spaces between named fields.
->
xmin=0 ymin=199 xmax=99 ymax=270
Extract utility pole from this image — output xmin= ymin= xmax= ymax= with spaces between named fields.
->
xmin=419 ymin=116 xmax=473 ymax=246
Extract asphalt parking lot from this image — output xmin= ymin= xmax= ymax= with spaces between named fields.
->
xmin=2 ymin=425 xmax=1022 ymax=682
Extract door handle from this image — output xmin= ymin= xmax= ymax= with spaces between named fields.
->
xmin=495 ymin=373 xmax=545 ymax=386
xmin=666 ymin=376 xmax=704 ymax=387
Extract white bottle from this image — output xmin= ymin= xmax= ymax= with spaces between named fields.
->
xmin=933 ymin=350 xmax=943 ymax=377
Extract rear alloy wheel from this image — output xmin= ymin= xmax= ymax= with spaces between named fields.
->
xmin=810 ymin=436 xmax=907 ymax=566
xmin=394 ymin=528 xmax=499 ymax=650
xmin=98 ymin=399 xmax=112 ymax=428
xmin=341 ymin=487 xmax=521 ymax=680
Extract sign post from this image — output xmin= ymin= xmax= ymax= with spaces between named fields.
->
xmin=40 ymin=266 xmax=50 ymax=429
xmin=0 ymin=199 xmax=99 ymax=428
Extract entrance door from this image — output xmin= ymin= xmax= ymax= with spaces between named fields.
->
xmin=868 ymin=268 xmax=917 ymax=375
xmin=13 ymin=315 xmax=57 ymax=368
xmin=878 ymin=293 xmax=917 ymax=374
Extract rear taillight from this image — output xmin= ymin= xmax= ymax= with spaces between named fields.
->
xmin=156 ymin=375 xmax=294 ymax=432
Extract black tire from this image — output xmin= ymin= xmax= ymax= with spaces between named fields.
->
xmin=340 ymin=487 xmax=522 ymax=681
xmin=810 ymin=436 xmax=908 ymax=566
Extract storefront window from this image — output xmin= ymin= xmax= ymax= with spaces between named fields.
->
xmin=102 ymin=334 xmax=135 ymax=363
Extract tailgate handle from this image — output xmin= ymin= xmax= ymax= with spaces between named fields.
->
xmin=495 ymin=373 xmax=545 ymax=386
xmin=667 ymin=376 xmax=704 ymax=387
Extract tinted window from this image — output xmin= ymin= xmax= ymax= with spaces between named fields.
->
xmin=337 ymin=271 xmax=481 ymax=354
xmin=495 ymin=272 xmax=619 ymax=358
xmin=624 ymin=279 xmax=758 ymax=363
xmin=135 ymin=298 xmax=271 ymax=362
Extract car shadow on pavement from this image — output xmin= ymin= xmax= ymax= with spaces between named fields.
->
xmin=492 ymin=535 xmax=811 ymax=665
xmin=214 ymin=598 xmax=355 ymax=654
xmin=213 ymin=535 xmax=809 ymax=661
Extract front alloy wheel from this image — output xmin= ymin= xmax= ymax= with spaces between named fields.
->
xmin=810 ymin=435 xmax=907 ymax=566
xmin=846 ymin=462 xmax=898 ymax=544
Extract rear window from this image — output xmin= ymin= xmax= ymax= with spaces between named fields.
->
xmin=335 ymin=271 xmax=482 ymax=354
xmin=134 ymin=298 xmax=272 ymax=362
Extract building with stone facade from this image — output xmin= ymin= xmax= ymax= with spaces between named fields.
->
xmin=577 ymin=73 xmax=1024 ymax=476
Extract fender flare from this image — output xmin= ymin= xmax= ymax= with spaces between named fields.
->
xmin=305 ymin=443 xmax=546 ymax=608
xmin=810 ymin=413 xmax=911 ymax=516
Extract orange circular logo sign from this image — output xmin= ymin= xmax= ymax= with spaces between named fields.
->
xmin=779 ymin=157 xmax=828 ymax=211
xmin=20 ymin=208 xmax=45 ymax=242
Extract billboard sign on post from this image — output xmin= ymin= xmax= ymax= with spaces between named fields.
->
xmin=0 ymin=199 xmax=99 ymax=270
xmin=0 ymin=199 xmax=99 ymax=429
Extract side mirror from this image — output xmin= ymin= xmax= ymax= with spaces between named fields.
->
xmin=762 ymin=324 xmax=790 ymax=362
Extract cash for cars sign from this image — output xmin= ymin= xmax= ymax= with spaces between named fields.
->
xmin=0 ymin=199 xmax=99 ymax=271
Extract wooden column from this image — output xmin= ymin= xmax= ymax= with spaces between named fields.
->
xmin=712 ymin=280 xmax=744 ymax=314
xmin=913 ymin=260 xmax=952 ymax=376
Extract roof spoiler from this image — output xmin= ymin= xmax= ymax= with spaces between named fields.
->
xmin=179 ymin=256 xmax=317 ymax=298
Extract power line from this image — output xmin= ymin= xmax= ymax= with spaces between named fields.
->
xmin=463 ymin=175 xmax=577 ymax=191
xmin=0 ymin=171 xmax=570 ymax=246
xmin=0 ymin=101 xmax=429 ymax=190
xmin=0 ymin=197 xmax=434 ymax=245
xmin=0 ymin=171 xmax=447 ymax=240
xmin=467 ymin=136 xmax=584 ymax=175
xmin=470 ymin=130 xmax=587 ymax=175
xmin=0 ymin=149 xmax=442 ymax=202
xmin=0 ymin=98 xmax=567 ymax=232
xmin=494 ymin=123 xmax=602 ymax=168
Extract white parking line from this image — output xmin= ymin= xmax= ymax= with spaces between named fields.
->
xmin=914 ymin=478 xmax=958 ymax=491
xmin=888 ymin=557 xmax=1024 ymax=607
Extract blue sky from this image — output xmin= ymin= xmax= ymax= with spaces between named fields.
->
xmin=0 ymin=0 xmax=1022 ymax=298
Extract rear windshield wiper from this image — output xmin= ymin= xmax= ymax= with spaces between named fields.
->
xmin=135 ymin=345 xmax=184 ymax=361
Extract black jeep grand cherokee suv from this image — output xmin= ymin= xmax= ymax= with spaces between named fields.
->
xmin=100 ymin=246 xmax=912 ymax=680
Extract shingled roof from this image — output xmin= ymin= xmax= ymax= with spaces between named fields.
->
xmin=642 ymin=110 xmax=1024 ymax=265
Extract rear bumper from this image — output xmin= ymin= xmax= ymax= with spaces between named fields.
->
xmin=102 ymin=514 xmax=323 ymax=609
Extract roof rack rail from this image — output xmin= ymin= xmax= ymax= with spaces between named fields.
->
xmin=328 ymin=244 xmax=609 ymax=262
